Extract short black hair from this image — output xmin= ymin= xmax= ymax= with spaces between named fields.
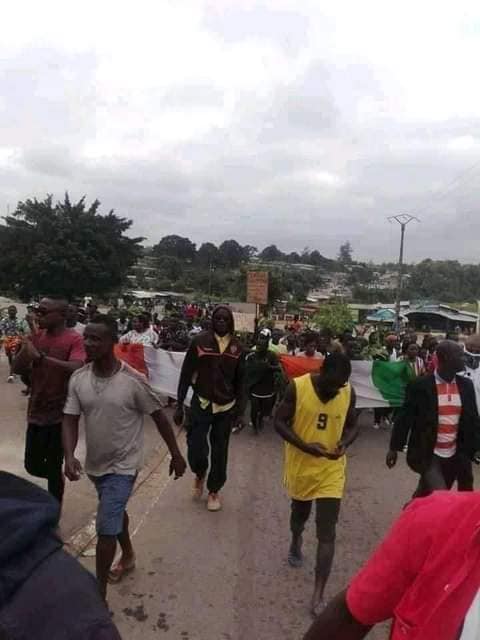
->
xmin=319 ymin=327 xmax=334 ymax=339
xmin=41 ymin=295 xmax=69 ymax=310
xmin=402 ymin=339 xmax=418 ymax=354
xmin=303 ymin=331 xmax=318 ymax=345
xmin=323 ymin=352 xmax=352 ymax=379
xmin=43 ymin=295 xmax=69 ymax=303
xmin=90 ymin=313 xmax=119 ymax=342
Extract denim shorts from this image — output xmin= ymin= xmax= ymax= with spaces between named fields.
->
xmin=89 ymin=473 xmax=136 ymax=536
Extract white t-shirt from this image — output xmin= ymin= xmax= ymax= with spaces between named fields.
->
xmin=389 ymin=348 xmax=399 ymax=362
xmin=73 ymin=322 xmax=85 ymax=335
xmin=64 ymin=362 xmax=161 ymax=476
xmin=298 ymin=351 xmax=324 ymax=360
xmin=119 ymin=327 xmax=158 ymax=346
xmin=461 ymin=590 xmax=480 ymax=638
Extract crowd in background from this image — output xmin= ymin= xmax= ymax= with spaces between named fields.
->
xmin=2 ymin=296 xmax=480 ymax=639
xmin=0 ymin=298 xmax=468 ymax=374
xmin=2 ymin=296 xmax=475 ymax=446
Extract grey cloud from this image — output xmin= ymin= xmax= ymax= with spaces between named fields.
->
xmin=20 ymin=146 xmax=77 ymax=177
xmin=260 ymin=64 xmax=339 ymax=141
xmin=203 ymin=3 xmax=310 ymax=54
xmin=0 ymin=47 xmax=98 ymax=147
xmin=2 ymin=31 xmax=480 ymax=263
xmin=159 ymin=84 xmax=225 ymax=110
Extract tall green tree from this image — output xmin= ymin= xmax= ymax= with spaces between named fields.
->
xmin=155 ymin=255 xmax=183 ymax=282
xmin=313 ymin=302 xmax=354 ymax=335
xmin=259 ymin=245 xmax=285 ymax=262
xmin=242 ymin=245 xmax=258 ymax=260
xmin=308 ymin=250 xmax=324 ymax=266
xmin=337 ymin=241 xmax=353 ymax=265
xmin=0 ymin=194 xmax=142 ymax=299
xmin=196 ymin=242 xmax=219 ymax=267
xmin=407 ymin=259 xmax=469 ymax=301
xmin=287 ymin=251 xmax=301 ymax=263
xmin=152 ymin=235 xmax=196 ymax=261
xmin=218 ymin=239 xmax=245 ymax=268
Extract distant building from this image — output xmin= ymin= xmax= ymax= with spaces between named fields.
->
xmin=405 ymin=304 xmax=477 ymax=333
xmin=366 ymin=271 xmax=411 ymax=291
xmin=365 ymin=308 xmax=407 ymax=325
xmin=349 ymin=302 xmax=410 ymax=323
xmin=307 ymin=272 xmax=352 ymax=301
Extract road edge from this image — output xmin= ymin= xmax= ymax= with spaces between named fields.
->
xmin=66 ymin=424 xmax=185 ymax=557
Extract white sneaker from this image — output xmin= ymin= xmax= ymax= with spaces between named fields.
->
xmin=7 ymin=375 xmax=15 ymax=383
xmin=373 ymin=423 xmax=380 ymax=430
xmin=207 ymin=493 xmax=222 ymax=512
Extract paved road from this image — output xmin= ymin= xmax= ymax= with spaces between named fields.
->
xmin=77 ymin=410 xmax=452 ymax=640
xmin=4 ymin=349 xmax=478 ymax=639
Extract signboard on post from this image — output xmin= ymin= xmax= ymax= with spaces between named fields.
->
xmin=232 ymin=312 xmax=256 ymax=333
xmin=247 ymin=271 xmax=269 ymax=305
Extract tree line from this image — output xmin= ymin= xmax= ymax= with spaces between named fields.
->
xmin=1 ymin=193 xmax=479 ymax=305
xmin=148 ymin=234 xmax=337 ymax=270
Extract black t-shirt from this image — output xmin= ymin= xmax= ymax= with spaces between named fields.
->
xmin=246 ymin=350 xmax=278 ymax=396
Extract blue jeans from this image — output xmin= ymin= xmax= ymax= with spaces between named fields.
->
xmin=89 ymin=473 xmax=136 ymax=536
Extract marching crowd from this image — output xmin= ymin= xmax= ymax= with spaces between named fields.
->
xmin=2 ymin=298 xmax=480 ymax=639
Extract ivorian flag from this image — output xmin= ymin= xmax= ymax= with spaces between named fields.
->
xmin=116 ymin=345 xmax=412 ymax=409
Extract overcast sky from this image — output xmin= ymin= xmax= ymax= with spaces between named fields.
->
xmin=2 ymin=1 xmax=480 ymax=263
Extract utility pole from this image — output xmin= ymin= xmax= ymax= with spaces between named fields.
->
xmin=388 ymin=214 xmax=419 ymax=331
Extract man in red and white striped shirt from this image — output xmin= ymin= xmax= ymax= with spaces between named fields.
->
xmin=387 ymin=341 xmax=480 ymax=496
xmin=434 ymin=372 xmax=462 ymax=457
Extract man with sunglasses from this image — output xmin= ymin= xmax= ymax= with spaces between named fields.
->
xmin=13 ymin=296 xmax=85 ymax=504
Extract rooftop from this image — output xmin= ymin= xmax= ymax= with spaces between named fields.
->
xmin=405 ymin=304 xmax=478 ymax=323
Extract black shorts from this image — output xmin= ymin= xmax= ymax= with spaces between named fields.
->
xmin=250 ymin=394 xmax=276 ymax=417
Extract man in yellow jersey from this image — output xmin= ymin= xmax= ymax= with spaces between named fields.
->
xmin=275 ymin=352 xmax=358 ymax=617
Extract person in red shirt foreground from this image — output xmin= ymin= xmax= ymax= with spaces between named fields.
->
xmin=303 ymin=491 xmax=480 ymax=640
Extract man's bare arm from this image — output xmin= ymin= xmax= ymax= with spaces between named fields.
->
xmin=339 ymin=388 xmax=359 ymax=449
xmin=303 ymin=590 xmax=371 ymax=640
xmin=151 ymin=409 xmax=184 ymax=460
xmin=62 ymin=414 xmax=80 ymax=459
xmin=13 ymin=338 xmax=83 ymax=374
xmin=62 ymin=414 xmax=83 ymax=481
xmin=44 ymin=357 xmax=84 ymax=372
xmin=151 ymin=409 xmax=187 ymax=479
xmin=12 ymin=343 xmax=33 ymax=375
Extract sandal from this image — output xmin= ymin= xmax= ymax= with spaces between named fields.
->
xmin=108 ymin=558 xmax=136 ymax=584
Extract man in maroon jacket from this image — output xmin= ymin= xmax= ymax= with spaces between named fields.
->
xmin=174 ymin=305 xmax=245 ymax=512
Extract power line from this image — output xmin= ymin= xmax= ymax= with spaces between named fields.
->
xmin=414 ymin=157 xmax=480 ymax=218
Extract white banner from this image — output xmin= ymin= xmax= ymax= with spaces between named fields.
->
xmin=136 ymin=347 xmax=395 ymax=409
